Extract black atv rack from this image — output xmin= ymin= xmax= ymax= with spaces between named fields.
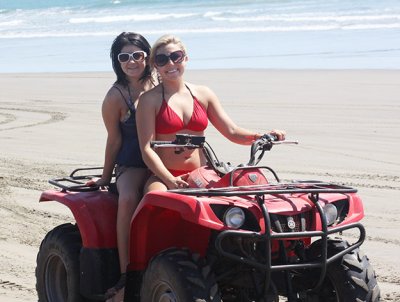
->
xmin=172 ymin=181 xmax=364 ymax=300
xmin=49 ymin=167 xmax=106 ymax=192
xmin=169 ymin=180 xmax=357 ymax=196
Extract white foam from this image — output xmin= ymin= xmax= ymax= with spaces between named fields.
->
xmin=343 ymin=23 xmax=400 ymax=30
xmin=2 ymin=2 xmax=400 ymax=39
xmin=69 ymin=12 xmax=196 ymax=24
xmin=2 ymin=22 xmax=400 ymax=39
xmin=0 ymin=20 xmax=23 ymax=27
xmin=210 ymin=13 xmax=400 ymax=23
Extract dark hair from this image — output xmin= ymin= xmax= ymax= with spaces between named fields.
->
xmin=110 ymin=32 xmax=152 ymax=86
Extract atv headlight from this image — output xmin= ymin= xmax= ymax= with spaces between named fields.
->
xmin=223 ymin=207 xmax=245 ymax=229
xmin=323 ymin=203 xmax=338 ymax=226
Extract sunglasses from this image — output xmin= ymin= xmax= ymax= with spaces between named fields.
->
xmin=154 ymin=50 xmax=185 ymax=67
xmin=118 ymin=51 xmax=147 ymax=63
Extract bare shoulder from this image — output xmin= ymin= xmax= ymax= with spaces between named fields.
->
xmin=103 ymin=85 xmax=125 ymax=109
xmin=186 ymin=82 xmax=209 ymax=93
xmin=139 ymin=84 xmax=163 ymax=105
xmin=186 ymin=82 xmax=217 ymax=105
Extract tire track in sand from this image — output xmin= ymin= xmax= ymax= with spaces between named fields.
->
xmin=281 ymin=170 xmax=400 ymax=190
xmin=297 ymin=144 xmax=400 ymax=167
xmin=0 ymin=279 xmax=34 ymax=293
xmin=0 ymin=112 xmax=16 ymax=125
xmin=0 ymin=107 xmax=67 ymax=131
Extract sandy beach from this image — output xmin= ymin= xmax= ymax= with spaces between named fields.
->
xmin=0 ymin=70 xmax=399 ymax=301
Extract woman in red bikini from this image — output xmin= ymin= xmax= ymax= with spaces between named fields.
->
xmin=137 ymin=34 xmax=286 ymax=192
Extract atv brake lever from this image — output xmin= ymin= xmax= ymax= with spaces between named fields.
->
xmin=272 ymin=140 xmax=299 ymax=145
xmin=260 ymin=134 xmax=298 ymax=145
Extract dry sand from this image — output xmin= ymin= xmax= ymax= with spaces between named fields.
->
xmin=0 ymin=70 xmax=399 ymax=301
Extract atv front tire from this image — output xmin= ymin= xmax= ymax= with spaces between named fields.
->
xmin=36 ymin=223 xmax=87 ymax=302
xmin=307 ymin=239 xmax=380 ymax=302
xmin=140 ymin=248 xmax=220 ymax=302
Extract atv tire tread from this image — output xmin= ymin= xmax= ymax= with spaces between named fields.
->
xmin=141 ymin=248 xmax=220 ymax=301
xmin=36 ymin=223 xmax=89 ymax=302
xmin=328 ymin=240 xmax=381 ymax=302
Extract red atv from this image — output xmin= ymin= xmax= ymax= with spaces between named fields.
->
xmin=36 ymin=134 xmax=380 ymax=302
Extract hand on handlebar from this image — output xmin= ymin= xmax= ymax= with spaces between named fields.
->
xmin=266 ymin=129 xmax=286 ymax=141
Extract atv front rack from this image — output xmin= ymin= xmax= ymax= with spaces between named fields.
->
xmin=172 ymin=182 xmax=363 ymax=299
xmin=169 ymin=181 xmax=357 ymax=196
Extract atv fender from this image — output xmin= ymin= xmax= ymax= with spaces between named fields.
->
xmin=39 ymin=189 xmax=118 ymax=248
xmin=128 ymin=191 xmax=223 ymax=270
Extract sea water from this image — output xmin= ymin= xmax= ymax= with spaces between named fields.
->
xmin=1 ymin=0 xmax=400 ymax=72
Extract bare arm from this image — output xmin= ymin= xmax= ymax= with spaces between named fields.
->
xmin=136 ymin=92 xmax=188 ymax=189
xmin=97 ymin=90 xmax=123 ymax=185
xmin=203 ymin=86 xmax=285 ymax=144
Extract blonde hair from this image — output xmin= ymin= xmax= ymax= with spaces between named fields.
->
xmin=150 ymin=34 xmax=187 ymax=67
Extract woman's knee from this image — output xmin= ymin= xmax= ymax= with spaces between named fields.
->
xmin=116 ymin=167 xmax=149 ymax=193
xmin=118 ymin=193 xmax=140 ymax=210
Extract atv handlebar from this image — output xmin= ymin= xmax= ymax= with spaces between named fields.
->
xmin=150 ymin=134 xmax=298 ymax=176
xmin=49 ymin=135 xmax=297 ymax=192
xmin=248 ymin=134 xmax=298 ymax=166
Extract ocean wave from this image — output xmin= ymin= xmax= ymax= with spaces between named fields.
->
xmin=2 ymin=23 xmax=400 ymax=39
xmin=210 ymin=13 xmax=400 ymax=23
xmin=69 ymin=12 xmax=197 ymax=24
xmin=2 ymin=0 xmax=400 ymax=71
xmin=343 ymin=23 xmax=400 ymax=30
xmin=0 ymin=31 xmax=117 ymax=39
xmin=0 ymin=20 xmax=23 ymax=27
xmin=2 ymin=1 xmax=400 ymax=39
xmin=159 ymin=23 xmax=400 ymax=33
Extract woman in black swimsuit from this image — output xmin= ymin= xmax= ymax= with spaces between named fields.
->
xmin=89 ymin=32 xmax=155 ymax=302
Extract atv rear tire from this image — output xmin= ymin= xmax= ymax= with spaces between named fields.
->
xmin=36 ymin=223 xmax=88 ymax=302
xmin=307 ymin=239 xmax=380 ymax=302
xmin=140 ymin=248 xmax=220 ymax=302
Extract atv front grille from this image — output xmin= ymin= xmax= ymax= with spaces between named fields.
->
xmin=269 ymin=211 xmax=313 ymax=233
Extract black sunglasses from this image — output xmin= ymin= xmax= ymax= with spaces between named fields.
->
xmin=154 ymin=50 xmax=185 ymax=67
xmin=118 ymin=51 xmax=147 ymax=63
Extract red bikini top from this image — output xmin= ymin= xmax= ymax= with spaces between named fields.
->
xmin=156 ymin=85 xmax=208 ymax=134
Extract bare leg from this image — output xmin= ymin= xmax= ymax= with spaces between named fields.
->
xmin=144 ymin=174 xmax=168 ymax=193
xmin=116 ymin=167 xmax=149 ymax=273
xmin=106 ymin=167 xmax=149 ymax=302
